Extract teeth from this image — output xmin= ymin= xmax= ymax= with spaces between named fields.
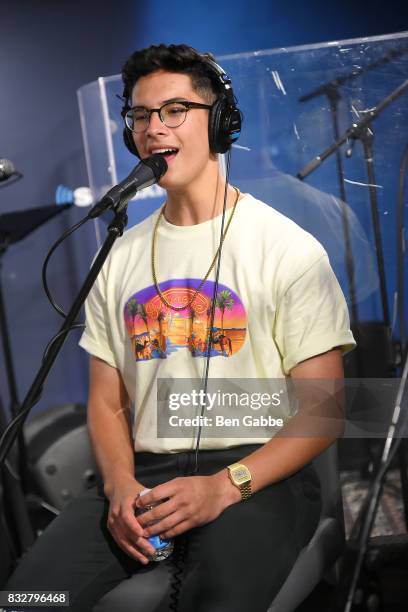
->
xmin=152 ymin=148 xmax=178 ymax=154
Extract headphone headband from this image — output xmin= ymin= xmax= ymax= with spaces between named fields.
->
xmin=201 ymin=56 xmax=234 ymax=100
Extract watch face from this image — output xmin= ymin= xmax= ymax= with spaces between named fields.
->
xmin=233 ymin=467 xmax=249 ymax=483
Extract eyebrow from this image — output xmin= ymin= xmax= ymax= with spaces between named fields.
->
xmin=161 ymin=97 xmax=189 ymax=104
xmin=131 ymin=96 xmax=190 ymax=109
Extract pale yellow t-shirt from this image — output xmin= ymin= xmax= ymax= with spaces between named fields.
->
xmin=79 ymin=193 xmax=355 ymax=452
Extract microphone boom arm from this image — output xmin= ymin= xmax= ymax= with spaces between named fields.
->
xmin=297 ymin=78 xmax=408 ymax=180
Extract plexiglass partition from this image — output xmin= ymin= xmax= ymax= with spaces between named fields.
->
xmin=77 ymin=32 xmax=408 ymax=330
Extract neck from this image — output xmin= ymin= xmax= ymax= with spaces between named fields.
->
xmin=163 ymin=164 xmax=237 ymax=226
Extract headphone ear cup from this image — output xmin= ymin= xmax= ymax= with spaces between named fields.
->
xmin=208 ymin=98 xmax=241 ymax=154
xmin=208 ymin=98 xmax=228 ymax=154
xmin=123 ymin=127 xmax=141 ymax=158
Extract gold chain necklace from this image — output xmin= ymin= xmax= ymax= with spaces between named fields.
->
xmin=151 ymin=187 xmax=240 ymax=312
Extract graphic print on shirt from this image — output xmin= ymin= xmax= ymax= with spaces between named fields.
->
xmin=124 ymin=279 xmax=247 ymax=361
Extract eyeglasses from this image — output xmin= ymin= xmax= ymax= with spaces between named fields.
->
xmin=124 ymin=100 xmax=213 ymax=133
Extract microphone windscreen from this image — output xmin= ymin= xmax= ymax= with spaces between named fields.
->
xmin=142 ymin=155 xmax=168 ymax=180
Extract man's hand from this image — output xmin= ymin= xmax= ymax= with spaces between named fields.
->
xmin=107 ymin=477 xmax=157 ymax=564
xmin=135 ymin=472 xmax=240 ymax=539
xmin=87 ymin=358 xmax=156 ymax=564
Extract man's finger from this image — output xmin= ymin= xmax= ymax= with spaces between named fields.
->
xmin=123 ymin=510 xmax=145 ymax=535
xmin=136 ymin=479 xmax=180 ymax=508
xmin=143 ymin=510 xmax=184 ymax=537
xmin=136 ymin=498 xmax=177 ymax=527
xmin=118 ymin=538 xmax=150 ymax=564
xmin=161 ymin=519 xmax=191 ymax=539
xmin=132 ymin=535 xmax=157 ymax=558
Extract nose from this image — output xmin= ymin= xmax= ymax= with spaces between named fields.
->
xmin=146 ymin=109 xmax=169 ymax=136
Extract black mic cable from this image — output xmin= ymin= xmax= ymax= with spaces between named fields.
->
xmin=0 ymin=156 xmax=167 ymax=464
xmin=42 ymin=155 xmax=167 ymax=317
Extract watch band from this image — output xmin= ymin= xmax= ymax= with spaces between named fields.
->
xmin=227 ymin=463 xmax=252 ymax=501
xmin=239 ymin=480 xmax=252 ymax=501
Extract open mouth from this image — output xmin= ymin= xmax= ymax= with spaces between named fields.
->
xmin=151 ymin=148 xmax=179 ymax=162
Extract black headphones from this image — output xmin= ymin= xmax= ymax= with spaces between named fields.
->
xmin=121 ymin=55 xmax=242 ymax=158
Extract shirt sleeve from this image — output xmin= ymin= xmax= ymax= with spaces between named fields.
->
xmin=274 ymin=253 xmax=355 ymax=374
xmin=78 ymin=264 xmax=118 ymax=369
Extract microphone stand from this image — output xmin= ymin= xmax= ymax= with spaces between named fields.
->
xmin=299 ymin=43 xmax=408 ymax=104
xmin=0 ymin=154 xmax=166 ymax=567
xmin=349 ymin=122 xmax=390 ymax=326
xmin=0 ymin=205 xmax=129 ymax=481
xmin=326 ymin=86 xmax=358 ymax=329
xmin=299 ymin=42 xmax=408 ymax=328
xmin=298 ymin=41 xmax=408 ymax=371
xmin=297 ymin=78 xmax=408 ymax=325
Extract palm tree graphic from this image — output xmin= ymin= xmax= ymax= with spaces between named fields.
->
xmin=157 ymin=309 xmax=166 ymax=351
xmin=188 ymin=305 xmax=197 ymax=335
xmin=137 ymin=303 xmax=150 ymax=339
xmin=215 ymin=290 xmax=235 ymax=334
xmin=126 ymin=299 xmax=150 ymax=339
xmin=126 ymin=298 xmax=139 ymax=337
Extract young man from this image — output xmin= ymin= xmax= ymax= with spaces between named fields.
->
xmin=6 ymin=44 xmax=355 ymax=611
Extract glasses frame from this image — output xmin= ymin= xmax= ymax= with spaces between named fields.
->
xmin=124 ymin=100 xmax=213 ymax=133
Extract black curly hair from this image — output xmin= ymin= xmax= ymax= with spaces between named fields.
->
xmin=121 ymin=43 xmax=222 ymax=105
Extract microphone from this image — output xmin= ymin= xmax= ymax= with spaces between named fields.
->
xmin=0 ymin=158 xmax=18 ymax=182
xmin=88 ymin=155 xmax=167 ymax=219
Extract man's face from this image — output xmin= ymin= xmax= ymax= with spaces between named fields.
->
xmin=131 ymin=70 xmax=215 ymax=191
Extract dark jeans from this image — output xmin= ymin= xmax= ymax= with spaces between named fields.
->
xmin=5 ymin=445 xmax=321 ymax=612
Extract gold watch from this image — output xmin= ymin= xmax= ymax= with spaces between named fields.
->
xmin=227 ymin=463 xmax=252 ymax=501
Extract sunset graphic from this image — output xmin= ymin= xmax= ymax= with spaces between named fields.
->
xmin=123 ymin=279 xmax=247 ymax=361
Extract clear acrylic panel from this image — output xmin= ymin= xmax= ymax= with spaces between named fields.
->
xmin=77 ymin=32 xmax=408 ymax=328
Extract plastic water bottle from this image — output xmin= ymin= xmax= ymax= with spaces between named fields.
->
xmin=136 ymin=488 xmax=174 ymax=561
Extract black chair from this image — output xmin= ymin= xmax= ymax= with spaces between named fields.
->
xmin=24 ymin=404 xmax=98 ymax=510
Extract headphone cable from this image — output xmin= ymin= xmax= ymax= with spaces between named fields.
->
xmin=169 ymin=151 xmax=233 ymax=612
xmin=191 ymin=148 xmax=232 ymax=474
